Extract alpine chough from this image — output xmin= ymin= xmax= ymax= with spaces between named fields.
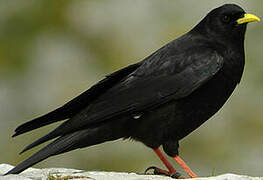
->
xmin=6 ymin=4 xmax=260 ymax=178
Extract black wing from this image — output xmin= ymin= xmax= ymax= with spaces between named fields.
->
xmin=67 ymin=49 xmax=224 ymax=127
xmin=12 ymin=63 xmax=141 ymax=137
xmin=20 ymin=47 xmax=224 ymax=154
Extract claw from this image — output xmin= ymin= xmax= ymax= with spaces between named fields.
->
xmin=144 ymin=166 xmax=157 ymax=174
xmin=171 ymin=172 xmax=186 ymax=179
xmin=145 ymin=166 xmax=170 ymax=175
xmin=144 ymin=166 xmax=185 ymax=179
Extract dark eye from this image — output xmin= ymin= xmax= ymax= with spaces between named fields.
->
xmin=222 ymin=15 xmax=231 ymax=23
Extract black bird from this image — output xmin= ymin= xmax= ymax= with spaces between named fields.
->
xmin=6 ymin=4 xmax=260 ymax=178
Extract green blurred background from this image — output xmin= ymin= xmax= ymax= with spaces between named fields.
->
xmin=1 ymin=0 xmax=263 ymax=177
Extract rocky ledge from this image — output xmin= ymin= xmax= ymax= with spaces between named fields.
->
xmin=0 ymin=164 xmax=262 ymax=180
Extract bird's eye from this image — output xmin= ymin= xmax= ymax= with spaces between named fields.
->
xmin=222 ymin=15 xmax=231 ymax=23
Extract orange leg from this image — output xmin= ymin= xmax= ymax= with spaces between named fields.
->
xmin=173 ymin=155 xmax=198 ymax=178
xmin=149 ymin=148 xmax=198 ymax=178
xmin=149 ymin=148 xmax=185 ymax=178
xmin=153 ymin=148 xmax=176 ymax=173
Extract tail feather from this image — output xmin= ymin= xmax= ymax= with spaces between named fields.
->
xmin=19 ymin=116 xmax=85 ymax=154
xmin=6 ymin=129 xmax=92 ymax=175
xmin=6 ymin=123 xmax=122 ymax=175
xmin=19 ymin=128 xmax=62 ymax=154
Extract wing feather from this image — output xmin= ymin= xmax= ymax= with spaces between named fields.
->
xmin=32 ymin=49 xmax=224 ymax=143
xmin=12 ymin=63 xmax=141 ymax=137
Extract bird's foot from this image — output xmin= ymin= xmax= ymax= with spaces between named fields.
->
xmin=144 ymin=166 xmax=186 ymax=179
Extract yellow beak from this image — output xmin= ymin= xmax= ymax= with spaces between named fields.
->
xmin=237 ymin=13 xmax=260 ymax=24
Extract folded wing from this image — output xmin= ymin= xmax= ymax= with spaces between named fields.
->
xmin=12 ymin=63 xmax=142 ymax=137
xmin=21 ymin=47 xmax=224 ymax=153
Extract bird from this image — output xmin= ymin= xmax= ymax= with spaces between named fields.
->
xmin=5 ymin=4 xmax=260 ymax=178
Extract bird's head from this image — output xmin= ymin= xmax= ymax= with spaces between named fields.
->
xmin=193 ymin=4 xmax=260 ymax=44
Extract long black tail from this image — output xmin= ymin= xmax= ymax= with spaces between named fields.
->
xmin=5 ymin=124 xmax=121 ymax=175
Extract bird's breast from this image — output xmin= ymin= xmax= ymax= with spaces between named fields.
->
xmin=173 ymin=64 xmax=243 ymax=140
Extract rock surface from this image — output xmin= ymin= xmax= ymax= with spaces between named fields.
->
xmin=0 ymin=164 xmax=262 ymax=180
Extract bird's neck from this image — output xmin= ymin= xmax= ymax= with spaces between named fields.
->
xmin=191 ymin=19 xmax=247 ymax=51
xmin=188 ymin=29 xmax=245 ymax=85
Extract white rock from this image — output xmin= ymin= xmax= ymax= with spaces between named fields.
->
xmin=0 ymin=164 xmax=263 ymax=180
